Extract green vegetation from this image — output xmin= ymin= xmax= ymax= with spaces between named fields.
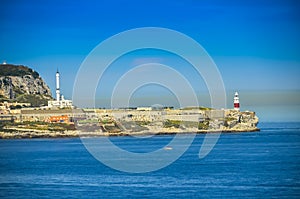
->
xmin=78 ymin=118 xmax=99 ymax=124
xmin=0 ymin=95 xmax=9 ymax=102
xmin=181 ymin=106 xmax=213 ymax=111
xmin=135 ymin=121 xmax=151 ymax=126
xmin=1 ymin=121 xmax=75 ymax=132
xmin=9 ymin=105 xmax=23 ymax=109
xmin=225 ymin=117 xmax=236 ymax=122
xmin=163 ymin=120 xmax=211 ymax=129
xmin=198 ymin=121 xmax=209 ymax=130
xmin=16 ymin=94 xmax=51 ymax=107
xmin=104 ymin=125 xmax=122 ymax=133
xmin=163 ymin=120 xmax=211 ymax=130
xmin=0 ymin=121 xmax=14 ymax=132
xmin=121 ymin=121 xmax=148 ymax=132
xmin=163 ymin=120 xmax=181 ymax=128
xmin=100 ymin=118 xmax=113 ymax=124
xmin=0 ymin=64 xmax=39 ymax=78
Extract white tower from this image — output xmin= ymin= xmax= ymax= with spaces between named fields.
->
xmin=56 ymin=70 xmax=60 ymax=101
xmin=234 ymin=91 xmax=240 ymax=111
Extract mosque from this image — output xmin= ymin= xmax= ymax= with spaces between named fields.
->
xmin=48 ymin=70 xmax=73 ymax=108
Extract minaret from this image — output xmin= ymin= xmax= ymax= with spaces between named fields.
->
xmin=234 ymin=91 xmax=240 ymax=111
xmin=56 ymin=70 xmax=60 ymax=101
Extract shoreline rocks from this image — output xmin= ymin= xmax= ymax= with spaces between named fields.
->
xmin=0 ymin=127 xmax=260 ymax=139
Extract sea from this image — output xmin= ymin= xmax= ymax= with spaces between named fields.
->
xmin=0 ymin=122 xmax=299 ymax=198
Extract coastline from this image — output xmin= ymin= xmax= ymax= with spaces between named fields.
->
xmin=0 ymin=127 xmax=260 ymax=139
xmin=0 ymin=108 xmax=260 ymax=139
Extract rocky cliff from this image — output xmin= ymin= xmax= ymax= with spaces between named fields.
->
xmin=0 ymin=64 xmax=52 ymax=106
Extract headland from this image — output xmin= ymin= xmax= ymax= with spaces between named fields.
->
xmin=0 ymin=107 xmax=259 ymax=139
xmin=0 ymin=64 xmax=259 ymax=139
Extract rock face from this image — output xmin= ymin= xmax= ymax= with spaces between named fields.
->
xmin=222 ymin=110 xmax=259 ymax=131
xmin=0 ymin=64 xmax=52 ymax=105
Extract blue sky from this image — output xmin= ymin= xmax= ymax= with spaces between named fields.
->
xmin=1 ymin=0 xmax=300 ymax=121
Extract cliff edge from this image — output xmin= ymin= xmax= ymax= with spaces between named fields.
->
xmin=0 ymin=64 xmax=52 ymax=106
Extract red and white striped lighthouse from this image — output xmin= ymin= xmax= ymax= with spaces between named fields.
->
xmin=234 ymin=91 xmax=240 ymax=111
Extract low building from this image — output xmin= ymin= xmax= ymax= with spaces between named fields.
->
xmin=137 ymin=107 xmax=152 ymax=111
xmin=46 ymin=115 xmax=69 ymax=123
xmin=20 ymin=108 xmax=85 ymax=122
xmin=48 ymin=97 xmax=73 ymax=108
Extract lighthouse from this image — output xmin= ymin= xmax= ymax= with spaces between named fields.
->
xmin=234 ymin=92 xmax=240 ymax=111
xmin=48 ymin=70 xmax=73 ymax=108
xmin=56 ymin=70 xmax=60 ymax=101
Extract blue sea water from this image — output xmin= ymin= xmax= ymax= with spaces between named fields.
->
xmin=0 ymin=122 xmax=300 ymax=198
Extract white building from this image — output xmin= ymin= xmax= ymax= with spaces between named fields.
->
xmin=137 ymin=107 xmax=152 ymax=111
xmin=48 ymin=70 xmax=73 ymax=108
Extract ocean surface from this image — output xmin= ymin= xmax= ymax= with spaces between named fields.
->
xmin=0 ymin=122 xmax=300 ymax=198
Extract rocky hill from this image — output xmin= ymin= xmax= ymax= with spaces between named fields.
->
xmin=0 ymin=64 xmax=52 ymax=106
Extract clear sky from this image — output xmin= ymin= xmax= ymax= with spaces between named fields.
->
xmin=1 ymin=0 xmax=300 ymax=121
